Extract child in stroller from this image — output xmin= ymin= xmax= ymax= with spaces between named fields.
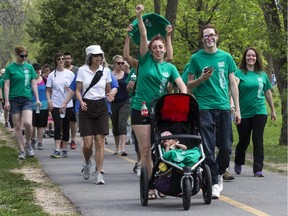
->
xmin=140 ymin=93 xmax=212 ymax=210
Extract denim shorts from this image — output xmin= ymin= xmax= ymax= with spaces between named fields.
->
xmin=10 ymin=97 xmax=33 ymax=114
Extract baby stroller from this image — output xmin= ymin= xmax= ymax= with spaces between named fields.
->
xmin=140 ymin=93 xmax=212 ymax=210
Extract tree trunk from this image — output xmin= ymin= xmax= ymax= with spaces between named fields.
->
xmin=165 ymin=0 xmax=179 ymax=41
xmin=154 ymin=0 xmax=161 ymax=14
xmin=260 ymin=0 xmax=287 ymax=146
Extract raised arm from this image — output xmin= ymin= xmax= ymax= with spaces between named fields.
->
xmin=165 ymin=25 xmax=173 ymax=62
xmin=123 ymin=24 xmax=139 ymax=69
xmin=136 ymin=5 xmax=148 ymax=56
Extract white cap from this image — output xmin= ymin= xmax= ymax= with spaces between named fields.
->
xmin=85 ymin=45 xmax=104 ymax=56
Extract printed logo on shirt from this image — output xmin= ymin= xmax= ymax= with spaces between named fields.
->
xmin=24 ymin=68 xmax=30 ymax=87
xmin=162 ymin=72 xmax=169 ymax=77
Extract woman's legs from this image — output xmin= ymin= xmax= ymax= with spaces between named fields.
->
xmin=132 ymin=125 xmax=152 ymax=176
xmin=94 ymin=134 xmax=105 ymax=173
xmin=82 ymin=135 xmax=93 ymax=164
xmin=12 ymin=113 xmax=24 ymax=152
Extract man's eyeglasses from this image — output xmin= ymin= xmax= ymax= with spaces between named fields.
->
xmin=20 ymin=54 xmax=28 ymax=58
xmin=203 ymin=33 xmax=216 ymax=39
xmin=116 ymin=62 xmax=124 ymax=65
xmin=92 ymin=54 xmax=103 ymax=58
xmin=57 ymin=58 xmax=65 ymax=61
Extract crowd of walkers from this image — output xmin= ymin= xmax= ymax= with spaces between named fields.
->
xmin=0 ymin=4 xmax=276 ymax=200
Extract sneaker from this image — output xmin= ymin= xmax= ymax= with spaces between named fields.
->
xmin=31 ymin=139 xmax=37 ymax=150
xmin=82 ymin=161 xmax=92 ymax=180
xmin=121 ymin=151 xmax=128 ymax=156
xmin=223 ymin=170 xmax=235 ymax=181
xmin=70 ymin=140 xmax=77 ymax=150
xmin=212 ymin=184 xmax=220 ymax=199
xmin=18 ymin=151 xmax=26 ymax=160
xmin=37 ymin=143 xmax=43 ymax=150
xmin=5 ymin=122 xmax=9 ymax=127
xmin=136 ymin=165 xmax=141 ymax=178
xmin=254 ymin=171 xmax=264 ymax=177
xmin=95 ymin=172 xmax=105 ymax=185
xmin=26 ymin=143 xmax=35 ymax=157
xmin=113 ymin=149 xmax=119 ymax=155
xmin=234 ymin=164 xmax=242 ymax=175
xmin=133 ymin=162 xmax=140 ymax=173
xmin=62 ymin=149 xmax=68 ymax=158
xmin=218 ymin=175 xmax=223 ymax=192
xmin=51 ymin=150 xmax=62 ymax=158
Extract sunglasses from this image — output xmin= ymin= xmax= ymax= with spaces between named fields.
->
xmin=92 ymin=54 xmax=103 ymax=57
xmin=116 ymin=62 xmax=124 ymax=65
xmin=57 ymin=58 xmax=65 ymax=61
xmin=20 ymin=54 xmax=28 ymax=58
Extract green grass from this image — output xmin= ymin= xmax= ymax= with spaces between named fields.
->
xmin=0 ymin=125 xmax=49 ymax=216
xmin=232 ymin=86 xmax=287 ymax=169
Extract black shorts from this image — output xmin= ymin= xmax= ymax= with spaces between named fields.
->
xmin=131 ymin=108 xmax=150 ymax=125
xmin=32 ymin=109 xmax=49 ymax=127
xmin=70 ymin=99 xmax=77 ymax=122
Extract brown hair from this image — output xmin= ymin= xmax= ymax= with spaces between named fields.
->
xmin=15 ymin=46 xmax=28 ymax=55
xmin=239 ymin=47 xmax=263 ymax=73
xmin=148 ymin=35 xmax=166 ymax=51
xmin=199 ymin=24 xmax=219 ymax=40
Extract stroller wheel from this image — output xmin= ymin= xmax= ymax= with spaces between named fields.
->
xmin=182 ymin=176 xmax=192 ymax=210
xmin=202 ymin=164 xmax=212 ymax=204
xmin=140 ymin=166 xmax=149 ymax=206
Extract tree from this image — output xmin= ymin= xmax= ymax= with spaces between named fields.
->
xmin=259 ymin=0 xmax=287 ymax=145
xmin=27 ymin=0 xmax=132 ymax=66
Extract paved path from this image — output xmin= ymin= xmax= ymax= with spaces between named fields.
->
xmin=0 ymin=114 xmax=287 ymax=216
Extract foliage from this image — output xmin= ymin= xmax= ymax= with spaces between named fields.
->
xmin=28 ymin=0 xmax=134 ymax=67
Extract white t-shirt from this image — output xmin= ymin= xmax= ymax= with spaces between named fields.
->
xmin=76 ymin=65 xmax=112 ymax=100
xmin=46 ymin=69 xmax=75 ymax=108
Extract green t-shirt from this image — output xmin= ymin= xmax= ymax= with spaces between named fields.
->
xmin=132 ymin=51 xmax=180 ymax=111
xmin=126 ymin=68 xmax=137 ymax=110
xmin=188 ymin=49 xmax=237 ymax=110
xmin=0 ymin=77 xmax=4 ymax=99
xmin=3 ymin=62 xmax=37 ymax=99
xmin=235 ymin=69 xmax=272 ymax=118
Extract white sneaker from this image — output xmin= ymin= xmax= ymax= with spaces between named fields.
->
xmin=218 ymin=174 xmax=223 ymax=192
xmin=82 ymin=161 xmax=92 ymax=180
xmin=212 ymin=184 xmax=220 ymax=199
xmin=136 ymin=165 xmax=141 ymax=178
xmin=95 ymin=171 xmax=105 ymax=185
xmin=26 ymin=143 xmax=35 ymax=157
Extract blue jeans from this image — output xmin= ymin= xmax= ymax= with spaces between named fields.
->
xmin=199 ymin=110 xmax=232 ymax=185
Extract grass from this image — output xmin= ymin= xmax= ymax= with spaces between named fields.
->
xmin=0 ymin=125 xmax=49 ymax=216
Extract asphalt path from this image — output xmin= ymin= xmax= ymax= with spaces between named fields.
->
xmin=0 ymin=115 xmax=287 ymax=216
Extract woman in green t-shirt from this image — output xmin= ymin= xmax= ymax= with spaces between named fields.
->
xmin=234 ymin=47 xmax=276 ymax=177
xmin=3 ymin=46 xmax=40 ymax=160
xmin=131 ymin=5 xmax=187 ymax=199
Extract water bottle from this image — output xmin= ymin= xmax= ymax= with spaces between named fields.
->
xmin=64 ymin=82 xmax=69 ymax=93
xmin=141 ymin=102 xmax=148 ymax=124
xmin=60 ymin=108 xmax=66 ymax=118
xmin=36 ymin=103 xmax=41 ymax=114
xmin=130 ymin=73 xmax=137 ymax=82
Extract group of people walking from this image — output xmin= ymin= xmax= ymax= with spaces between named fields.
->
xmin=0 ymin=4 xmax=276 ymax=199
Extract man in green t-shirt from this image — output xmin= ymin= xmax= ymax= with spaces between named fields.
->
xmin=187 ymin=24 xmax=241 ymax=199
